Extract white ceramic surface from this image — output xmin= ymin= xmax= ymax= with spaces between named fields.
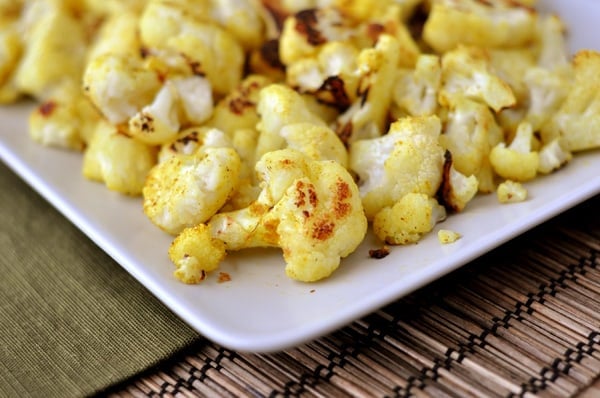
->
xmin=0 ymin=0 xmax=599 ymax=352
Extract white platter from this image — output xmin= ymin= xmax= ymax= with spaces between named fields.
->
xmin=1 ymin=0 xmax=599 ymax=352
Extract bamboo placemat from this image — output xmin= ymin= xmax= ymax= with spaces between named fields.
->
xmin=105 ymin=195 xmax=599 ymax=398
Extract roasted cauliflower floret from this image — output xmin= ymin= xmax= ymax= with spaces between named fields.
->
xmin=158 ymin=126 xmax=233 ymax=163
xmin=334 ymin=0 xmax=423 ymax=22
xmin=393 ymin=54 xmax=441 ymax=117
xmin=83 ymin=53 xmax=162 ymax=125
xmin=349 ymin=115 xmax=445 ymax=219
xmin=86 ymin=11 xmax=142 ymax=61
xmin=280 ymin=123 xmax=348 ymax=167
xmin=497 ymin=180 xmax=528 ymax=203
xmin=541 ymin=50 xmax=600 ymax=152
xmin=537 ymin=138 xmax=572 ymax=175
xmin=336 ymin=34 xmax=400 ymax=144
xmin=373 ymin=193 xmax=446 ymax=245
xmin=0 ymin=20 xmax=21 ymax=102
xmin=439 ymin=97 xmax=503 ymax=193
xmin=143 ymin=147 xmax=241 ymax=235
xmin=279 ymin=7 xmax=352 ymax=66
xmin=423 ymin=0 xmax=537 ymax=53
xmin=522 ymin=66 xmax=572 ymax=132
xmin=489 ymin=122 xmax=539 ymax=182
xmin=439 ymin=45 xmax=516 ymax=113
xmin=285 ymin=41 xmax=359 ymax=109
xmin=128 ymin=76 xmax=214 ymax=145
xmin=14 ymin=4 xmax=88 ymax=99
xmin=82 ymin=121 xmax=158 ymax=195
xmin=437 ymin=151 xmax=479 ymax=213
xmin=210 ymin=149 xmax=367 ymax=282
xmin=29 ymin=82 xmax=101 ymax=150
xmin=210 ymin=0 xmax=265 ymax=50
xmin=255 ymin=83 xmax=326 ymax=160
xmin=139 ymin=0 xmax=245 ymax=96
xmin=168 ymin=224 xmax=227 ymax=284
xmin=207 ymin=74 xmax=271 ymax=136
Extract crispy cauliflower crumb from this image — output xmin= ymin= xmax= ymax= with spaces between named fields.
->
xmin=373 ymin=193 xmax=447 ymax=245
xmin=438 ymin=229 xmax=461 ymax=244
xmin=169 ymin=224 xmax=227 ymax=284
xmin=497 ymin=180 xmax=528 ymax=203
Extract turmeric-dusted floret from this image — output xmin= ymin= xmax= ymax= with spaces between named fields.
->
xmin=489 ymin=122 xmax=539 ymax=182
xmin=423 ymin=0 xmax=537 ymax=53
xmin=169 ymin=224 xmax=227 ymax=284
xmin=349 ymin=115 xmax=445 ymax=219
xmin=143 ymin=147 xmax=241 ymax=235
xmin=82 ymin=121 xmax=158 ymax=195
xmin=210 ymin=149 xmax=367 ymax=282
xmin=373 ymin=193 xmax=446 ymax=245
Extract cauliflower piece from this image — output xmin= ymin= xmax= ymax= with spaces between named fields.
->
xmin=535 ymin=14 xmax=569 ymax=71
xmin=439 ymin=45 xmax=516 ymax=113
xmin=128 ymin=76 xmax=214 ymax=145
xmin=168 ymin=224 xmax=227 ymax=284
xmin=0 ymin=20 xmax=22 ymax=100
xmin=285 ymin=41 xmax=359 ymax=109
xmin=336 ymin=34 xmax=401 ymax=144
xmin=353 ymin=4 xmax=421 ymax=68
xmin=349 ymin=115 xmax=445 ymax=219
xmin=207 ymin=74 xmax=271 ymax=136
xmin=83 ymin=53 xmax=162 ymax=125
xmin=487 ymin=48 xmax=536 ymax=103
xmin=537 ymin=138 xmax=572 ymax=175
xmin=373 ymin=193 xmax=446 ymax=245
xmin=541 ymin=50 xmax=600 ymax=152
xmin=334 ymin=0 xmax=422 ymax=22
xmin=247 ymin=39 xmax=287 ymax=82
xmin=522 ymin=66 xmax=572 ymax=132
xmin=139 ymin=0 xmax=245 ymax=96
xmin=29 ymin=82 xmax=102 ymax=150
xmin=210 ymin=0 xmax=265 ymax=50
xmin=422 ymin=0 xmax=537 ymax=53
xmin=280 ymin=123 xmax=348 ymax=168
xmin=438 ymin=97 xmax=503 ymax=193
xmin=255 ymin=83 xmax=326 ymax=160
xmin=210 ymin=149 xmax=367 ymax=282
xmin=497 ymin=180 xmax=528 ymax=203
xmin=278 ymin=7 xmax=352 ymax=66
xmin=86 ymin=11 xmax=142 ymax=61
xmin=14 ymin=4 xmax=88 ymax=99
xmin=158 ymin=126 xmax=233 ymax=163
xmin=438 ymin=229 xmax=461 ymax=244
xmin=437 ymin=151 xmax=479 ymax=213
xmin=143 ymin=147 xmax=241 ymax=235
xmin=489 ymin=122 xmax=539 ymax=182
xmin=393 ymin=54 xmax=441 ymax=117
xmin=82 ymin=121 xmax=158 ymax=195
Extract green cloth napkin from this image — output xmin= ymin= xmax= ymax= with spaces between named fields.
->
xmin=0 ymin=161 xmax=202 ymax=397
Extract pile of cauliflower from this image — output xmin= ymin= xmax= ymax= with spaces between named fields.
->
xmin=1 ymin=0 xmax=598 ymax=284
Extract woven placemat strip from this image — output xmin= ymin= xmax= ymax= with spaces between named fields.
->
xmin=107 ymin=197 xmax=600 ymax=398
